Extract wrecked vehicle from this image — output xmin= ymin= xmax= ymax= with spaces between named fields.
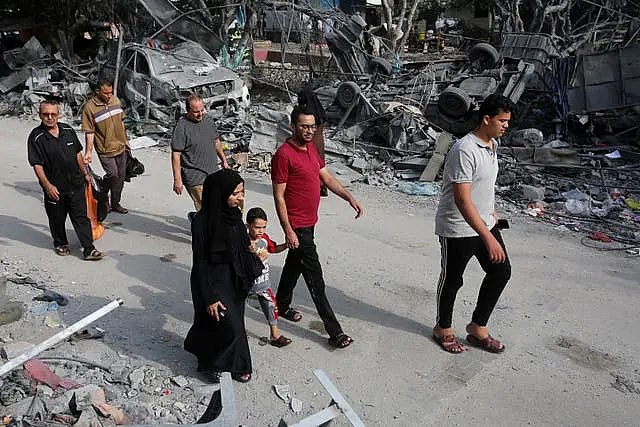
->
xmin=118 ymin=41 xmax=249 ymax=120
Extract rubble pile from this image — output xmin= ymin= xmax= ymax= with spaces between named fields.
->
xmin=0 ymin=259 xmax=210 ymax=426
xmin=494 ymin=142 xmax=640 ymax=252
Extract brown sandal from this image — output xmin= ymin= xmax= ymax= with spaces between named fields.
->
xmin=433 ymin=334 xmax=465 ymax=354
xmin=466 ymin=334 xmax=505 ymax=353
xmin=84 ymin=249 xmax=104 ymax=261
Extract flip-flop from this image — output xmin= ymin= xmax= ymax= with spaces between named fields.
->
xmin=269 ymin=335 xmax=292 ymax=348
xmin=466 ymin=334 xmax=505 ymax=353
xmin=281 ymin=308 xmax=303 ymax=322
xmin=84 ymin=249 xmax=104 ymax=261
xmin=55 ymin=246 xmax=70 ymax=256
xmin=433 ymin=334 xmax=465 ymax=354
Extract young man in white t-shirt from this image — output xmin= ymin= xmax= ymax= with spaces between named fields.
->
xmin=433 ymin=94 xmax=514 ymax=354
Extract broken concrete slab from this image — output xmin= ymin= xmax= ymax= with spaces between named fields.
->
xmin=521 ymin=184 xmax=546 ymax=202
xmin=0 ymin=69 xmax=30 ymax=94
xmin=0 ymin=299 xmax=24 ymax=326
xmin=510 ymin=147 xmax=580 ymax=165
xmin=1 ymin=341 xmax=35 ymax=360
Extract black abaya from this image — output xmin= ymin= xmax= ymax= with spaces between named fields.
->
xmin=184 ymin=214 xmax=252 ymax=375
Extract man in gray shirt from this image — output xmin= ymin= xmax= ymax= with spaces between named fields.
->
xmin=432 ymin=94 xmax=513 ymax=354
xmin=171 ymin=94 xmax=229 ymax=211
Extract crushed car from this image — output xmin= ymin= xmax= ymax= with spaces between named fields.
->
xmin=117 ymin=41 xmax=250 ymax=121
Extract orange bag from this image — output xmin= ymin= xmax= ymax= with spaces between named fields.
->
xmin=85 ymin=184 xmax=105 ymax=240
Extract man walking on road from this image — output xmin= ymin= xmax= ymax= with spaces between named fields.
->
xmin=28 ymin=100 xmax=104 ymax=260
xmin=171 ymin=94 xmax=229 ymax=212
xmin=271 ymin=105 xmax=363 ymax=349
xmin=82 ymin=79 xmax=129 ymax=214
xmin=432 ymin=94 xmax=513 ymax=354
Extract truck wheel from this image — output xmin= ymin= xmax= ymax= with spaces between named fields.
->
xmin=468 ymin=42 xmax=500 ymax=70
xmin=438 ymin=87 xmax=471 ymax=118
xmin=336 ymin=82 xmax=361 ymax=109
xmin=368 ymin=57 xmax=393 ymax=76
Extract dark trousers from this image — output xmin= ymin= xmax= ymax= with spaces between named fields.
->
xmin=436 ymin=227 xmax=511 ymax=329
xmin=44 ymin=188 xmax=94 ymax=253
xmin=99 ymin=151 xmax=126 ymax=206
xmin=275 ymin=226 xmax=343 ymax=338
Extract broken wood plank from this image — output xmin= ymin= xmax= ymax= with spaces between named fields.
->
xmin=419 ymin=131 xmax=453 ymax=182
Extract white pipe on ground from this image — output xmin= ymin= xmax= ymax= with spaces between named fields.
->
xmin=0 ymin=298 xmax=123 ymax=378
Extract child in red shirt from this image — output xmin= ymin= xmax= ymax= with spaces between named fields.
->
xmin=246 ymin=207 xmax=291 ymax=347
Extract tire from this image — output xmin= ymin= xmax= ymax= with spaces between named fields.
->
xmin=468 ymin=42 xmax=500 ymax=70
xmin=336 ymin=82 xmax=361 ymax=109
xmin=367 ymin=57 xmax=393 ymax=76
xmin=438 ymin=86 xmax=472 ymax=118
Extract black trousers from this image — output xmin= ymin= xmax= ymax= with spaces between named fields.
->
xmin=275 ymin=226 xmax=343 ymax=338
xmin=436 ymin=227 xmax=511 ymax=329
xmin=44 ymin=188 xmax=94 ymax=253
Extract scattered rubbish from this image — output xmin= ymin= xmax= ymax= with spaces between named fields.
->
xmin=128 ymin=136 xmax=158 ymax=150
xmin=70 ymin=326 xmax=105 ymax=341
xmin=586 ymin=232 xmax=613 ymax=243
xmin=400 ymin=182 xmax=439 ymax=196
xmin=23 ymin=359 xmax=81 ymax=390
xmin=273 ymin=384 xmax=292 ymax=404
xmin=6 ymin=276 xmax=37 ymax=285
xmin=0 ymin=299 xmax=123 ymax=378
xmin=279 ymin=369 xmax=364 ymax=427
xmin=160 ymin=254 xmax=176 ymax=263
xmin=33 ymin=290 xmax=69 ymax=306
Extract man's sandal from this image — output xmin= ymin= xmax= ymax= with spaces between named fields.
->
xmin=466 ymin=334 xmax=505 ymax=353
xmin=269 ymin=335 xmax=292 ymax=348
xmin=55 ymin=246 xmax=70 ymax=256
xmin=328 ymin=333 xmax=353 ymax=349
xmin=433 ymin=334 xmax=465 ymax=354
xmin=84 ymin=249 xmax=104 ymax=261
xmin=281 ymin=308 xmax=303 ymax=322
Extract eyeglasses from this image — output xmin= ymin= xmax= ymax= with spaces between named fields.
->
xmin=298 ymin=125 xmax=317 ymax=131
xmin=41 ymin=113 xmax=58 ymax=117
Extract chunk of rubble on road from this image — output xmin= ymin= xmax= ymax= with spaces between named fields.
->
xmin=0 ymin=341 xmax=34 ymax=360
xmin=170 ymin=375 xmax=189 ymax=388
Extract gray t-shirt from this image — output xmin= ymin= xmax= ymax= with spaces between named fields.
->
xmin=170 ymin=115 xmax=220 ymax=187
xmin=435 ymin=133 xmax=498 ymax=238
xmin=250 ymin=238 xmax=271 ymax=294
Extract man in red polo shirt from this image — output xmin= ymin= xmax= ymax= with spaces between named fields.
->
xmin=271 ymin=105 xmax=363 ymax=349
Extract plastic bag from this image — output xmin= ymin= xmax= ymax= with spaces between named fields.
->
xmin=87 ymin=165 xmax=109 ymax=222
xmin=400 ymin=181 xmax=439 ymax=196
xmin=85 ymin=184 xmax=105 ymax=240
xmin=125 ymin=149 xmax=145 ymax=181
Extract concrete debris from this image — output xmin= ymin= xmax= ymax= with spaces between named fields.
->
xmin=1 ymin=2 xmax=639 ymax=424
xmin=0 ymin=342 xmax=34 ymax=361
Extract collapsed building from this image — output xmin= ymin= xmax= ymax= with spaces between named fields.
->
xmin=1 ymin=0 xmax=640 ymax=421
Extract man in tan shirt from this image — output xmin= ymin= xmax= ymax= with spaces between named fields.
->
xmin=82 ymin=79 xmax=129 ymax=214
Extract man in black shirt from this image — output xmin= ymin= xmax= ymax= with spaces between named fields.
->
xmin=27 ymin=100 xmax=104 ymax=260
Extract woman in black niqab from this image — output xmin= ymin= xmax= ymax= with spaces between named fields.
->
xmin=184 ymin=169 xmax=263 ymax=383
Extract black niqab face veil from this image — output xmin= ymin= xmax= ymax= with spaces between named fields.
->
xmin=198 ymin=169 xmax=263 ymax=291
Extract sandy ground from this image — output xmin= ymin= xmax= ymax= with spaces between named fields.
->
xmin=1 ymin=116 xmax=639 ymax=426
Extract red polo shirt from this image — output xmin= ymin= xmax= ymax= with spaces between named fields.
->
xmin=271 ymin=137 xmax=325 ymax=229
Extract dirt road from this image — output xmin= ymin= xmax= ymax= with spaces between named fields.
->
xmin=1 ymin=117 xmax=638 ymax=426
